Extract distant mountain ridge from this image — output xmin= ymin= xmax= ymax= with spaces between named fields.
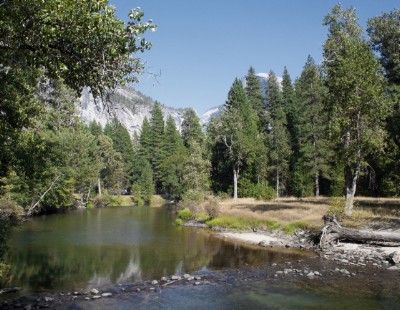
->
xmin=77 ymin=72 xmax=278 ymax=135
xmin=78 ymin=86 xmax=186 ymax=136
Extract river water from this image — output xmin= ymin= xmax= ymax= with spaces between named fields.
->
xmin=1 ymin=206 xmax=309 ymax=294
xmin=2 ymin=206 xmax=400 ymax=309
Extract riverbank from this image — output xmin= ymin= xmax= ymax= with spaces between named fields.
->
xmin=184 ymin=196 xmax=400 ymax=273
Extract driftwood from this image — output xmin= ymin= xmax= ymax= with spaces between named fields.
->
xmin=320 ymin=215 xmax=400 ymax=248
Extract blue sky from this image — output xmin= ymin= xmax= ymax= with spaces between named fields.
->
xmin=109 ymin=1 xmax=399 ymax=114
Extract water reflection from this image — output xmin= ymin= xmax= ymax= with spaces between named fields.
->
xmin=2 ymin=207 xmax=311 ymax=292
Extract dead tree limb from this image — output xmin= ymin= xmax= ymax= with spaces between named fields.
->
xmin=26 ymin=175 xmax=60 ymax=216
xmin=320 ymin=215 xmax=400 ymax=248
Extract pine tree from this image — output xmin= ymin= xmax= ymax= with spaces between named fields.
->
xmin=281 ymin=67 xmax=296 ymax=151
xmin=89 ymin=121 xmax=103 ymax=137
xmin=159 ymin=142 xmax=187 ymax=200
xmin=265 ymin=71 xmax=291 ymax=197
xmin=164 ymin=115 xmax=184 ymax=155
xmin=181 ymin=108 xmax=204 ymax=146
xmin=138 ymin=117 xmax=152 ymax=163
xmin=104 ymin=119 xmax=134 ymax=165
xmin=245 ymin=66 xmax=264 ymax=127
xmin=149 ymin=102 xmax=166 ymax=191
xmin=215 ymin=78 xmax=259 ymax=199
xmin=293 ymin=56 xmax=330 ymax=197
xmin=281 ymin=67 xmax=297 ymax=195
xmin=138 ymin=160 xmax=155 ymax=205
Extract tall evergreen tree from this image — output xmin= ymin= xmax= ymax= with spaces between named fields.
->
xmin=293 ymin=56 xmax=330 ymax=197
xmin=281 ymin=67 xmax=296 ymax=149
xmin=265 ymin=71 xmax=291 ymax=197
xmin=323 ymin=4 xmax=387 ymax=215
xmin=149 ymin=102 xmax=166 ymax=191
xmin=164 ymin=115 xmax=184 ymax=155
xmin=104 ymin=119 xmax=134 ymax=165
xmin=281 ymin=67 xmax=298 ymax=195
xmin=181 ymin=108 xmax=204 ymax=146
xmin=138 ymin=117 xmax=152 ymax=163
xmin=212 ymin=79 xmax=259 ymax=199
xmin=89 ymin=121 xmax=103 ymax=137
xmin=245 ymin=66 xmax=264 ymax=127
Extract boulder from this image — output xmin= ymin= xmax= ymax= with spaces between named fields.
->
xmin=389 ymin=251 xmax=400 ymax=264
xmin=90 ymin=288 xmax=99 ymax=295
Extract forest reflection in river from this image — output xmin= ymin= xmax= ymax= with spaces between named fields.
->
xmin=2 ymin=206 xmax=311 ymax=293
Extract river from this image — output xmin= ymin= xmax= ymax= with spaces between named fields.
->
xmin=1 ymin=206 xmax=308 ymax=294
xmin=1 ymin=206 xmax=400 ymax=309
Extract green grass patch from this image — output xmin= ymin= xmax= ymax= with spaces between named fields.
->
xmin=195 ymin=213 xmax=211 ymax=222
xmin=177 ymin=208 xmax=193 ymax=220
xmin=283 ymin=221 xmax=310 ymax=234
xmin=206 ymin=215 xmax=280 ymax=230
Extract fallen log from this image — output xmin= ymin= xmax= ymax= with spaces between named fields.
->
xmin=320 ymin=216 xmax=400 ymax=248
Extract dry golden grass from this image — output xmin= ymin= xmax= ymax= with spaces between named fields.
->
xmin=215 ymin=197 xmax=400 ymax=231
xmin=354 ymin=197 xmax=400 ymax=217
xmin=218 ymin=197 xmax=330 ymax=229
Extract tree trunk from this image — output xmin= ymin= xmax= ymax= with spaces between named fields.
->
xmin=344 ymin=155 xmax=361 ymax=216
xmin=233 ymin=168 xmax=238 ymax=200
xmin=320 ymin=216 xmax=400 ymax=247
xmin=276 ymin=170 xmax=280 ymax=198
xmin=315 ymin=172 xmax=320 ymax=197
xmin=27 ymin=175 xmax=60 ymax=216
xmin=97 ymin=177 xmax=102 ymax=196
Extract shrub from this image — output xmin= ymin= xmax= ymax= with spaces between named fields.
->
xmin=177 ymin=208 xmax=193 ymax=220
xmin=0 ymin=262 xmax=10 ymax=281
xmin=254 ymin=183 xmax=275 ymax=200
xmin=327 ymin=197 xmax=345 ymax=219
xmin=237 ymin=179 xmax=275 ymax=200
xmin=175 ymin=218 xmax=183 ymax=226
xmin=136 ymin=197 xmax=145 ymax=207
xmin=182 ymin=189 xmax=205 ymax=204
xmin=204 ymin=197 xmax=220 ymax=219
xmin=92 ymin=194 xmax=112 ymax=208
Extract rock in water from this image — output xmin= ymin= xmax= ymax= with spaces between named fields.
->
xmin=90 ymin=288 xmax=99 ymax=294
xmin=389 ymin=251 xmax=400 ymax=264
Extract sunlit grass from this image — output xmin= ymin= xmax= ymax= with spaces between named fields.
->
xmin=206 ymin=215 xmax=281 ymax=230
xmin=109 ymin=195 xmax=135 ymax=207
xmin=218 ymin=197 xmax=328 ymax=229
xmin=151 ymin=195 xmax=166 ymax=208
